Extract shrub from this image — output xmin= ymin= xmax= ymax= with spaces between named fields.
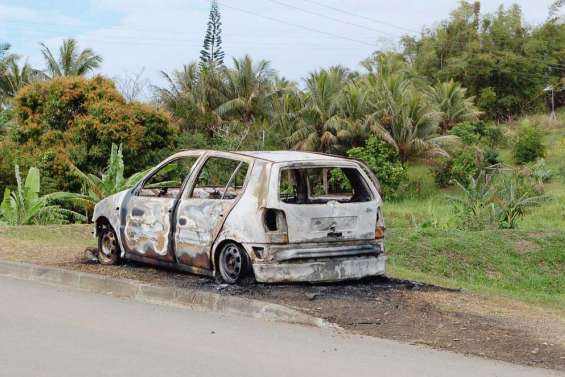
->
xmin=345 ymin=137 xmax=408 ymax=199
xmin=9 ymin=76 xmax=178 ymax=192
xmin=433 ymin=147 xmax=482 ymax=188
xmin=432 ymin=158 xmax=453 ymax=188
xmin=0 ymin=165 xmax=86 ymax=225
xmin=450 ymin=122 xmax=480 ymax=145
xmin=484 ymin=148 xmax=500 ymax=165
xmin=512 ymin=123 xmax=545 ymax=164
xmin=492 ymin=173 xmax=545 ymax=229
xmin=482 ymin=123 xmax=505 ymax=148
xmin=450 ymin=120 xmax=504 ymax=148
xmin=528 ymin=158 xmax=552 ymax=185
xmin=449 ymin=170 xmax=545 ymax=230
xmin=449 ymin=172 xmax=494 ymax=230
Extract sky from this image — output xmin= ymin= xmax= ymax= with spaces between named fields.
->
xmin=0 ymin=0 xmax=558 ymax=91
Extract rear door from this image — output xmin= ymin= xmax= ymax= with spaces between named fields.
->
xmin=278 ymin=165 xmax=378 ymax=243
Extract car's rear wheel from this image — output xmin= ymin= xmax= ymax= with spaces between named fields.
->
xmin=218 ymin=242 xmax=249 ymax=284
xmin=97 ymin=224 xmax=122 ymax=265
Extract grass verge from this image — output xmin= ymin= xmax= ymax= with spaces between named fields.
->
xmin=386 ymin=228 xmax=565 ymax=310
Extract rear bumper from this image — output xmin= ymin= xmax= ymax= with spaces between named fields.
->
xmin=252 ymin=253 xmax=386 ymax=283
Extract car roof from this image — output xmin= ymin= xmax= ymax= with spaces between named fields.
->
xmin=172 ymin=149 xmax=352 ymax=163
xmin=171 ymin=149 xmax=352 ymax=163
xmin=234 ymin=151 xmax=349 ymax=163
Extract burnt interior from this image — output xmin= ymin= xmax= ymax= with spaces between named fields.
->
xmin=280 ymin=167 xmax=372 ymax=204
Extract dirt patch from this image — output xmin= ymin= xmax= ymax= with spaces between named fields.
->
xmin=0 ymin=232 xmax=564 ymax=371
xmin=515 ymin=239 xmax=540 ymax=254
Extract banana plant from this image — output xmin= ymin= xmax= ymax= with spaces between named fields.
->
xmin=0 ymin=165 xmax=86 ymax=225
xmin=70 ymin=143 xmax=151 ymax=206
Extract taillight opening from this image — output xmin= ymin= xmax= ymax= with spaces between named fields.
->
xmin=263 ymin=209 xmax=289 ymax=244
xmin=263 ymin=209 xmax=288 ymax=232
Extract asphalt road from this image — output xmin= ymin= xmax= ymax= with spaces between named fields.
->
xmin=0 ymin=276 xmax=561 ymax=377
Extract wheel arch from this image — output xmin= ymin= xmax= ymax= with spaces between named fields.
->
xmin=211 ymin=238 xmax=248 ymax=273
xmin=94 ymin=215 xmax=125 ymax=258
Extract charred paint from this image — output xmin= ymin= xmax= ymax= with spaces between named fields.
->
xmin=93 ymin=149 xmax=386 ymax=283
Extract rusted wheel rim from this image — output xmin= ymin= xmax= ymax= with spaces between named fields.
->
xmin=101 ymin=231 xmax=117 ymax=258
xmin=221 ymin=245 xmax=243 ymax=281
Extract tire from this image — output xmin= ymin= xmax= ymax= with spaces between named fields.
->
xmin=97 ymin=224 xmax=122 ymax=265
xmin=217 ymin=242 xmax=249 ymax=284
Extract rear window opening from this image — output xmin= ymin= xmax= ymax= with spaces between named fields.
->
xmin=279 ymin=167 xmax=373 ymax=204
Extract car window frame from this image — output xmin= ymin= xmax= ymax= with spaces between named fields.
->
xmin=133 ymin=153 xmax=203 ymax=199
xmin=276 ymin=162 xmax=375 ymax=205
xmin=185 ymin=153 xmax=253 ymax=201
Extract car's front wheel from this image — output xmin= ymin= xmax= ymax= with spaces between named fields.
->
xmin=97 ymin=224 xmax=122 ymax=265
xmin=217 ymin=242 xmax=249 ymax=284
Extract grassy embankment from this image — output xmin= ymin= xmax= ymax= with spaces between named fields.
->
xmin=384 ymin=115 xmax=565 ymax=309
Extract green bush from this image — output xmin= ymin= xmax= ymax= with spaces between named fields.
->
xmin=432 ymin=158 xmax=453 ymax=188
xmin=450 ymin=120 xmax=504 ymax=148
xmin=483 ymin=123 xmax=505 ymax=148
xmin=512 ymin=123 xmax=545 ymax=164
xmin=493 ymin=173 xmax=545 ymax=229
xmin=346 ymin=137 xmax=408 ymax=200
xmin=8 ymin=76 xmax=178 ymax=192
xmin=484 ymin=148 xmax=500 ymax=165
xmin=528 ymin=158 xmax=552 ymax=184
xmin=433 ymin=147 xmax=482 ymax=187
xmin=450 ymin=122 xmax=481 ymax=145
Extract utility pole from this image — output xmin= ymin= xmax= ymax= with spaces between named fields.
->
xmin=544 ymin=85 xmax=557 ymax=120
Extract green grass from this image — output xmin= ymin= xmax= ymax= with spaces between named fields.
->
xmin=384 ymin=116 xmax=565 ymax=310
xmin=0 ymin=224 xmax=94 ymax=248
xmin=386 ymin=228 xmax=565 ymax=309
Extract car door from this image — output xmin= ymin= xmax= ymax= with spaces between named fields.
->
xmin=122 ymin=155 xmax=201 ymax=262
xmin=173 ymin=154 xmax=250 ymax=271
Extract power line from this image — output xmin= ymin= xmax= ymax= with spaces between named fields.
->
xmin=216 ymin=1 xmax=378 ymax=48
xmin=264 ymin=0 xmax=400 ymax=38
xmin=301 ymin=0 xmax=420 ymax=34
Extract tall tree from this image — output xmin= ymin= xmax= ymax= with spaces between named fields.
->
xmin=428 ymin=80 xmax=481 ymax=135
xmin=200 ymin=0 xmax=225 ymax=68
xmin=288 ymin=66 xmax=351 ymax=153
xmin=40 ymin=38 xmax=103 ymax=77
xmin=216 ymin=55 xmax=275 ymax=128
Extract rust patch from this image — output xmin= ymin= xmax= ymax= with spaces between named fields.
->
xmin=178 ymin=250 xmax=211 ymax=270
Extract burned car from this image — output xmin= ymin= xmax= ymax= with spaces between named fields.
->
xmin=93 ymin=150 xmax=386 ymax=284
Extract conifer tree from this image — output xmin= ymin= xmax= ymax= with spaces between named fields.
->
xmin=200 ymin=0 xmax=225 ymax=67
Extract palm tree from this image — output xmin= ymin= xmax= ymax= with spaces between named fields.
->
xmin=364 ymin=71 xmax=458 ymax=163
xmin=288 ymin=66 xmax=351 ymax=153
xmin=40 ymin=38 xmax=103 ymax=77
xmin=157 ymin=62 xmax=224 ymax=135
xmin=0 ymin=165 xmax=86 ymax=225
xmin=428 ymin=80 xmax=481 ymax=135
xmin=216 ymin=55 xmax=276 ymax=128
xmin=0 ymin=57 xmax=45 ymax=99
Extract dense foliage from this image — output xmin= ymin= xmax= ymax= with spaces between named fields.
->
xmin=0 ymin=165 xmax=85 ymax=225
xmin=345 ymin=137 xmax=407 ymax=199
xmin=513 ymin=122 xmax=546 ymax=163
xmin=3 ymin=76 xmax=176 ymax=192
xmin=401 ymin=1 xmax=565 ymax=120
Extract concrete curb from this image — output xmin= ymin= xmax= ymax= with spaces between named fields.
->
xmin=0 ymin=260 xmax=332 ymax=328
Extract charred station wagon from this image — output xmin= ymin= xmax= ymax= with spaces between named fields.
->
xmin=93 ymin=150 xmax=386 ymax=284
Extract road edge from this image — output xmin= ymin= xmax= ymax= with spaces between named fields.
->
xmin=0 ymin=259 xmax=334 ymax=329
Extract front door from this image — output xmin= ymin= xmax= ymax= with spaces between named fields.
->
xmin=122 ymin=155 xmax=200 ymax=262
xmin=173 ymin=155 xmax=250 ymax=270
